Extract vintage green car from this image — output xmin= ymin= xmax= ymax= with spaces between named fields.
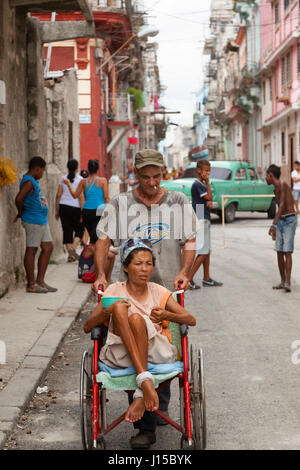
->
xmin=161 ymin=161 xmax=276 ymax=223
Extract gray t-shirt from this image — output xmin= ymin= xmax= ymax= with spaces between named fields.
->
xmin=96 ymin=189 xmax=199 ymax=290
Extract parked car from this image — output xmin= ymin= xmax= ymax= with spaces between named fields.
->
xmin=160 ymin=161 xmax=276 ymax=223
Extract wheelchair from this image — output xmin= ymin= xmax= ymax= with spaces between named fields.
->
xmin=79 ymin=287 xmax=207 ymax=450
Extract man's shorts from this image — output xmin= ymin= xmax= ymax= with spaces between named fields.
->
xmin=22 ymin=222 xmax=52 ymax=247
xmin=293 ymin=189 xmax=300 ymax=201
xmin=275 ymin=215 xmax=297 ymax=253
xmin=196 ymin=219 xmax=211 ymax=255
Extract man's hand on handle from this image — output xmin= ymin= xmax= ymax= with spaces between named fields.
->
xmin=93 ymin=275 xmax=108 ymax=294
xmin=174 ymin=272 xmax=190 ymax=291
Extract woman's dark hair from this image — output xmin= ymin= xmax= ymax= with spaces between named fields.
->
xmin=67 ymin=159 xmax=78 ymax=183
xmin=122 ymin=248 xmax=155 ymax=277
xmin=88 ymin=159 xmax=99 ymax=175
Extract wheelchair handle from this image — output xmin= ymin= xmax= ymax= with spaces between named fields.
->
xmin=177 ymin=282 xmax=189 ymax=337
xmin=97 ymin=285 xmax=104 ymax=303
xmin=91 ymin=327 xmax=102 ymax=340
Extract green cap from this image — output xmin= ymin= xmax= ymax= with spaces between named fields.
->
xmin=135 ymin=149 xmax=164 ymax=170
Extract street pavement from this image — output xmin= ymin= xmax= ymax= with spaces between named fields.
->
xmin=0 ymin=253 xmax=91 ymax=448
xmin=2 ymin=212 xmax=300 ymax=449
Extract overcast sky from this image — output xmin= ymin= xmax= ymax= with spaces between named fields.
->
xmin=143 ymin=0 xmax=211 ymax=130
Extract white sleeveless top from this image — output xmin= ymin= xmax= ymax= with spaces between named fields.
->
xmin=59 ymin=174 xmax=83 ymax=208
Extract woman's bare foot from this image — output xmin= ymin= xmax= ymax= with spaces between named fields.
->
xmin=125 ymin=397 xmax=145 ymax=422
xmin=141 ymin=379 xmax=159 ymax=411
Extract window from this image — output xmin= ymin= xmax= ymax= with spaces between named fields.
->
xmin=248 ymin=168 xmax=257 ymax=180
xmin=284 ymin=0 xmax=290 ymax=10
xmin=275 ymin=65 xmax=278 ymax=97
xmin=297 ymin=43 xmax=300 ymax=74
xmin=286 ymin=52 xmax=291 ymax=83
xmin=235 ymin=168 xmax=247 ymax=180
xmin=281 ymin=131 xmax=285 ymax=157
xmin=281 ymin=51 xmax=292 ymax=87
xmin=275 ymin=2 xmax=279 ymax=25
xmin=263 ymin=80 xmax=266 ymax=104
xmin=269 ymin=77 xmax=272 ymax=101
xmin=281 ymin=57 xmax=286 ymax=86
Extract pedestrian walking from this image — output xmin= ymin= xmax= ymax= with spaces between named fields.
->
xmin=64 ymin=159 xmax=109 ymax=244
xmin=188 ymin=159 xmax=223 ymax=290
xmin=79 ymin=168 xmax=89 ymax=246
xmin=120 ymin=161 xmax=139 ymax=191
xmin=291 ymin=160 xmax=300 ymax=214
xmin=92 ymin=148 xmax=199 ymax=450
xmin=55 ymin=159 xmax=84 ymax=262
xmin=267 ymin=164 xmax=298 ymax=292
xmin=14 ymin=156 xmax=57 ymax=293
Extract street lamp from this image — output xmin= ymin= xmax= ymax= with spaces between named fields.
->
xmin=97 ymin=24 xmax=159 ymax=72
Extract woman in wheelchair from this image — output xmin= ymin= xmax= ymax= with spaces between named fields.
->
xmin=83 ymin=238 xmax=196 ymax=424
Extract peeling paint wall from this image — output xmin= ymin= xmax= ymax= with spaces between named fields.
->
xmin=0 ymin=3 xmax=80 ymax=296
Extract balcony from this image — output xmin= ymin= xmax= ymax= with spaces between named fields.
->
xmin=208 ymin=127 xmax=221 ymax=138
xmin=204 ymin=100 xmax=217 ymax=115
xmin=203 ymin=36 xmax=217 ymax=55
xmin=107 ymin=92 xmax=132 ymax=128
xmin=91 ymin=0 xmax=132 ymax=52
xmin=90 ymin=0 xmax=126 ymax=12
xmin=10 ymin=0 xmax=93 ymax=20
xmin=261 ymin=31 xmax=300 ymax=72
xmin=225 ymin=75 xmax=239 ymax=93
xmin=107 ymin=92 xmax=133 ymax=153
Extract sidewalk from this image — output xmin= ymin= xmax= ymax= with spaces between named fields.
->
xmin=0 ymin=256 xmax=91 ymax=448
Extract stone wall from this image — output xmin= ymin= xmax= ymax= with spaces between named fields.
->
xmin=43 ymin=70 xmax=80 ymax=258
xmin=0 ymin=2 xmax=28 ymax=296
xmin=0 ymin=4 xmax=80 ymax=296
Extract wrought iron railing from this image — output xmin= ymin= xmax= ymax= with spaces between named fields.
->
xmin=89 ymin=0 xmax=126 ymax=10
xmin=107 ymin=93 xmax=132 ymax=122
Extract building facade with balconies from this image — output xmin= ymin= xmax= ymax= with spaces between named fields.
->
xmin=34 ymin=0 xmax=149 ymax=179
xmin=203 ymin=0 xmax=263 ymax=171
xmin=260 ymin=0 xmax=300 ymax=183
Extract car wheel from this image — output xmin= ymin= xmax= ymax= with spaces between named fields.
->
xmin=267 ymin=198 xmax=276 ymax=219
xmin=224 ymin=203 xmax=236 ymax=223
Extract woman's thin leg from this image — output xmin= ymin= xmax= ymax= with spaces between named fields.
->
xmin=112 ymin=305 xmax=158 ymax=418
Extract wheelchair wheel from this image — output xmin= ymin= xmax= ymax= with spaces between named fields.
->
xmin=190 ymin=344 xmax=207 ymax=449
xmin=80 ymin=348 xmax=93 ymax=450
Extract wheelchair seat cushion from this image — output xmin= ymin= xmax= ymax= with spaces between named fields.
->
xmin=96 ymin=361 xmax=184 ymax=390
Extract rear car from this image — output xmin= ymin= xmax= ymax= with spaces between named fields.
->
xmin=160 ymin=161 xmax=275 ymax=223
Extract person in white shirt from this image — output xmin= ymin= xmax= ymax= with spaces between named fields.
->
xmin=291 ymin=160 xmax=300 ymax=214
xmin=55 ymin=159 xmax=85 ymax=262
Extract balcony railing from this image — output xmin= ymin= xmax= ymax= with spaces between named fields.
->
xmin=107 ymin=93 xmax=132 ymax=123
xmin=90 ymin=0 xmax=126 ymax=10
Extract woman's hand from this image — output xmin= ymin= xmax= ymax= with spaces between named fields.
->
xmin=114 ymin=299 xmax=131 ymax=309
xmin=150 ymin=306 xmax=166 ymax=324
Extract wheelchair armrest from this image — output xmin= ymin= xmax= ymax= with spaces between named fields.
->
xmin=180 ymin=324 xmax=189 ymax=337
xmin=91 ymin=327 xmax=102 ymax=340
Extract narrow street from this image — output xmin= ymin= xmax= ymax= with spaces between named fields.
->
xmin=4 ymin=213 xmax=300 ymax=450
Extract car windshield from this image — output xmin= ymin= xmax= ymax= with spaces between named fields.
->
xmin=182 ymin=166 xmax=232 ymax=180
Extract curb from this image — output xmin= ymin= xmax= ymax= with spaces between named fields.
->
xmin=0 ymin=286 xmax=92 ymax=449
